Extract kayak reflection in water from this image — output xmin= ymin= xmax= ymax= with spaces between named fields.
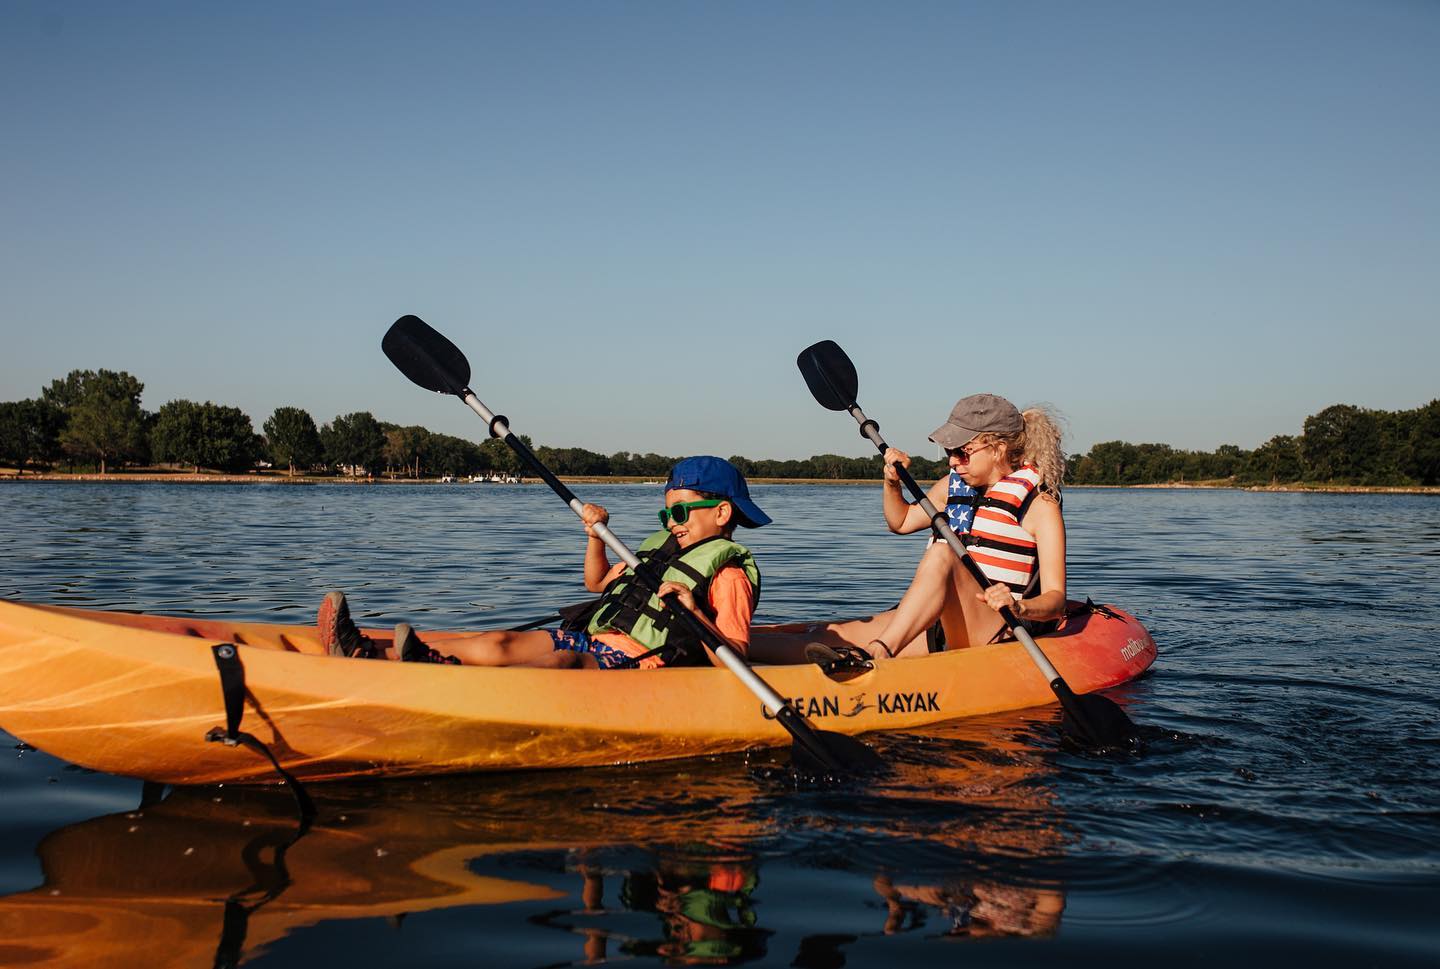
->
xmin=317 ymin=456 xmax=771 ymax=671
xmin=751 ymin=394 xmax=1069 ymax=664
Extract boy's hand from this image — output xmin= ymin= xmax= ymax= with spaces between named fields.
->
xmin=580 ymin=503 xmax=609 ymax=537
xmin=657 ymin=581 xmax=698 ymax=613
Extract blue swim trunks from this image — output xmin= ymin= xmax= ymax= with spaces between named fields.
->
xmin=548 ymin=628 xmax=640 ymax=670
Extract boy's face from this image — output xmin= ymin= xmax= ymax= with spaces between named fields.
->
xmin=662 ymin=488 xmax=732 ymax=548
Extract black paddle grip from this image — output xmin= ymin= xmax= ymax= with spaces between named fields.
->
xmin=503 ymin=432 xmax=580 ymax=505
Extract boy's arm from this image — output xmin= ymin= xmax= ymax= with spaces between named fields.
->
xmin=658 ymin=567 xmax=756 ymax=666
xmin=581 ymin=503 xmax=615 ymax=592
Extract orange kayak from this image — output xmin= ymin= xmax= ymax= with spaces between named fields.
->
xmin=0 ymin=597 xmax=1156 ymax=783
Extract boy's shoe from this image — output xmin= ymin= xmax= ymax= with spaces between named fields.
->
xmin=318 ymin=591 xmax=380 ymax=659
xmin=395 ymin=623 xmax=462 ymax=665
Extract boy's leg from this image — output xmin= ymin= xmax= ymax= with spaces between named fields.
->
xmin=438 ymin=629 xmax=566 ymax=666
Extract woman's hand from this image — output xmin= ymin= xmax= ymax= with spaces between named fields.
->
xmin=882 ymin=447 xmax=911 ymax=484
xmin=977 ymin=582 xmax=1019 ymax=616
xmin=657 ymin=581 xmax=698 ymax=613
xmin=580 ymin=503 xmax=609 ymax=538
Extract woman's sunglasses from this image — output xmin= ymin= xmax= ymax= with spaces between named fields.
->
xmin=945 ymin=442 xmax=994 ymax=464
xmin=658 ymin=499 xmax=725 ymax=527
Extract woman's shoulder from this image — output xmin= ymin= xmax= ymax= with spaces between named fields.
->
xmin=1023 ymin=488 xmax=1064 ymax=524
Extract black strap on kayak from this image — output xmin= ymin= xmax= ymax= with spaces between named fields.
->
xmin=204 ymin=644 xmax=316 ymax=824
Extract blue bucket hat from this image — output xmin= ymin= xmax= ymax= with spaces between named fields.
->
xmin=666 ymin=456 xmax=771 ymax=528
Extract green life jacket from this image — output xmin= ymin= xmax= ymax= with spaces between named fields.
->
xmin=574 ymin=529 xmax=760 ymax=667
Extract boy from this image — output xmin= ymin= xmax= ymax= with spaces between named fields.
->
xmin=319 ymin=455 xmax=769 ymax=669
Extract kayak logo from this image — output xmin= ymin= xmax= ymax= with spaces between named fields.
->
xmin=1120 ymin=637 xmax=1151 ymax=662
xmin=763 ymin=690 xmax=941 ymax=720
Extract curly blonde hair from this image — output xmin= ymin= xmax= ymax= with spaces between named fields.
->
xmin=975 ymin=404 xmax=1065 ymax=494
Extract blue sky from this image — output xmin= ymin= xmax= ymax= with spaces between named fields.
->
xmin=3 ymin=1 xmax=1436 ymax=459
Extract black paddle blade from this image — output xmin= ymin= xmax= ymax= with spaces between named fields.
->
xmin=1058 ymin=688 xmax=1142 ymax=753
xmin=775 ymin=706 xmax=886 ymax=775
xmin=791 ymin=728 xmax=887 ymax=776
xmin=382 ymin=315 xmax=471 ymax=396
xmin=796 ymin=340 xmax=859 ymax=411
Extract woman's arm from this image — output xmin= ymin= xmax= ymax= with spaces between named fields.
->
xmin=881 ymin=448 xmax=945 ymax=534
xmin=1017 ymin=495 xmax=1067 ymax=621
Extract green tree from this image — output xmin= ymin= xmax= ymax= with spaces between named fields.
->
xmin=1078 ymin=441 xmax=1140 ymax=484
xmin=49 ymin=369 xmax=147 ymax=474
xmin=480 ymin=435 xmax=523 ymax=474
xmin=383 ymin=425 xmax=432 ymax=478
xmin=263 ymin=406 xmax=322 ymax=476
xmin=1242 ymin=435 xmax=1302 ymax=483
xmin=150 ymin=400 xmax=206 ymax=470
xmin=1404 ymin=400 xmax=1440 ymax=485
xmin=151 ymin=400 xmax=259 ymax=472
xmin=0 ymin=398 xmax=65 ymax=474
xmin=321 ymin=411 xmax=386 ymax=475
xmin=198 ymin=403 xmax=259 ymax=472
xmin=427 ymin=433 xmax=485 ymax=476
xmin=1301 ymin=404 xmax=1379 ymax=483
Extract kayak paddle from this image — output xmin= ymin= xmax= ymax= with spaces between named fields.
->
xmin=796 ymin=339 xmax=1141 ymax=752
xmin=382 ymin=315 xmax=884 ymax=774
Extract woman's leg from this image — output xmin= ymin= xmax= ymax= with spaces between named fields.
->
xmin=749 ymin=544 xmax=1006 ymax=662
xmin=868 ymin=543 xmax=1005 ymax=658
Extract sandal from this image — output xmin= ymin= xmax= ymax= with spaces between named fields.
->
xmin=803 ymin=642 xmax=875 ymax=674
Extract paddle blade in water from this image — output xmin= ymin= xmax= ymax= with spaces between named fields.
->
xmin=382 ymin=315 xmax=472 ymax=396
xmin=772 ymin=705 xmax=886 ymax=774
xmin=1059 ymin=689 xmax=1142 ymax=752
xmin=797 ymin=340 xmax=859 ymax=411
xmin=790 ymin=727 xmax=887 ymax=775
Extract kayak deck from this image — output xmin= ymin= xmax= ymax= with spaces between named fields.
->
xmin=0 ymin=598 xmax=1156 ymax=783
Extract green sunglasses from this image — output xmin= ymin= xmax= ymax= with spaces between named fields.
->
xmin=658 ymin=498 xmax=725 ymax=527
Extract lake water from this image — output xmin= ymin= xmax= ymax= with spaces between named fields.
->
xmin=1 ymin=482 xmax=1437 ymax=967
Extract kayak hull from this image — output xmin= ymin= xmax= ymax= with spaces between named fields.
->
xmin=0 ymin=598 xmax=1156 ymax=783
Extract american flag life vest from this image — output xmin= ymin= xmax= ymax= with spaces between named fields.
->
xmin=944 ymin=470 xmax=980 ymax=535
xmin=965 ymin=464 xmax=1045 ymax=598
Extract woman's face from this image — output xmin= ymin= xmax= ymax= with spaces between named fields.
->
xmin=947 ymin=436 xmax=1007 ymax=485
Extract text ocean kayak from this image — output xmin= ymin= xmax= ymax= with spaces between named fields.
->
xmin=0 ymin=597 xmax=1156 ymax=783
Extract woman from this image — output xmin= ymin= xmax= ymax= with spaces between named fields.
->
xmin=753 ymin=393 xmax=1066 ymax=663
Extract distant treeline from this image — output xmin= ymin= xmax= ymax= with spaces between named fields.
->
xmin=1069 ymin=401 xmax=1440 ymax=487
xmin=1 ymin=370 xmax=1436 ymax=487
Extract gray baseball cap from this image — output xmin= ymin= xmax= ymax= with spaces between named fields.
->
xmin=928 ymin=394 xmax=1023 ymax=448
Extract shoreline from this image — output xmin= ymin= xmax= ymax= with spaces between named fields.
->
xmin=2 ymin=471 xmax=1437 ymax=495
